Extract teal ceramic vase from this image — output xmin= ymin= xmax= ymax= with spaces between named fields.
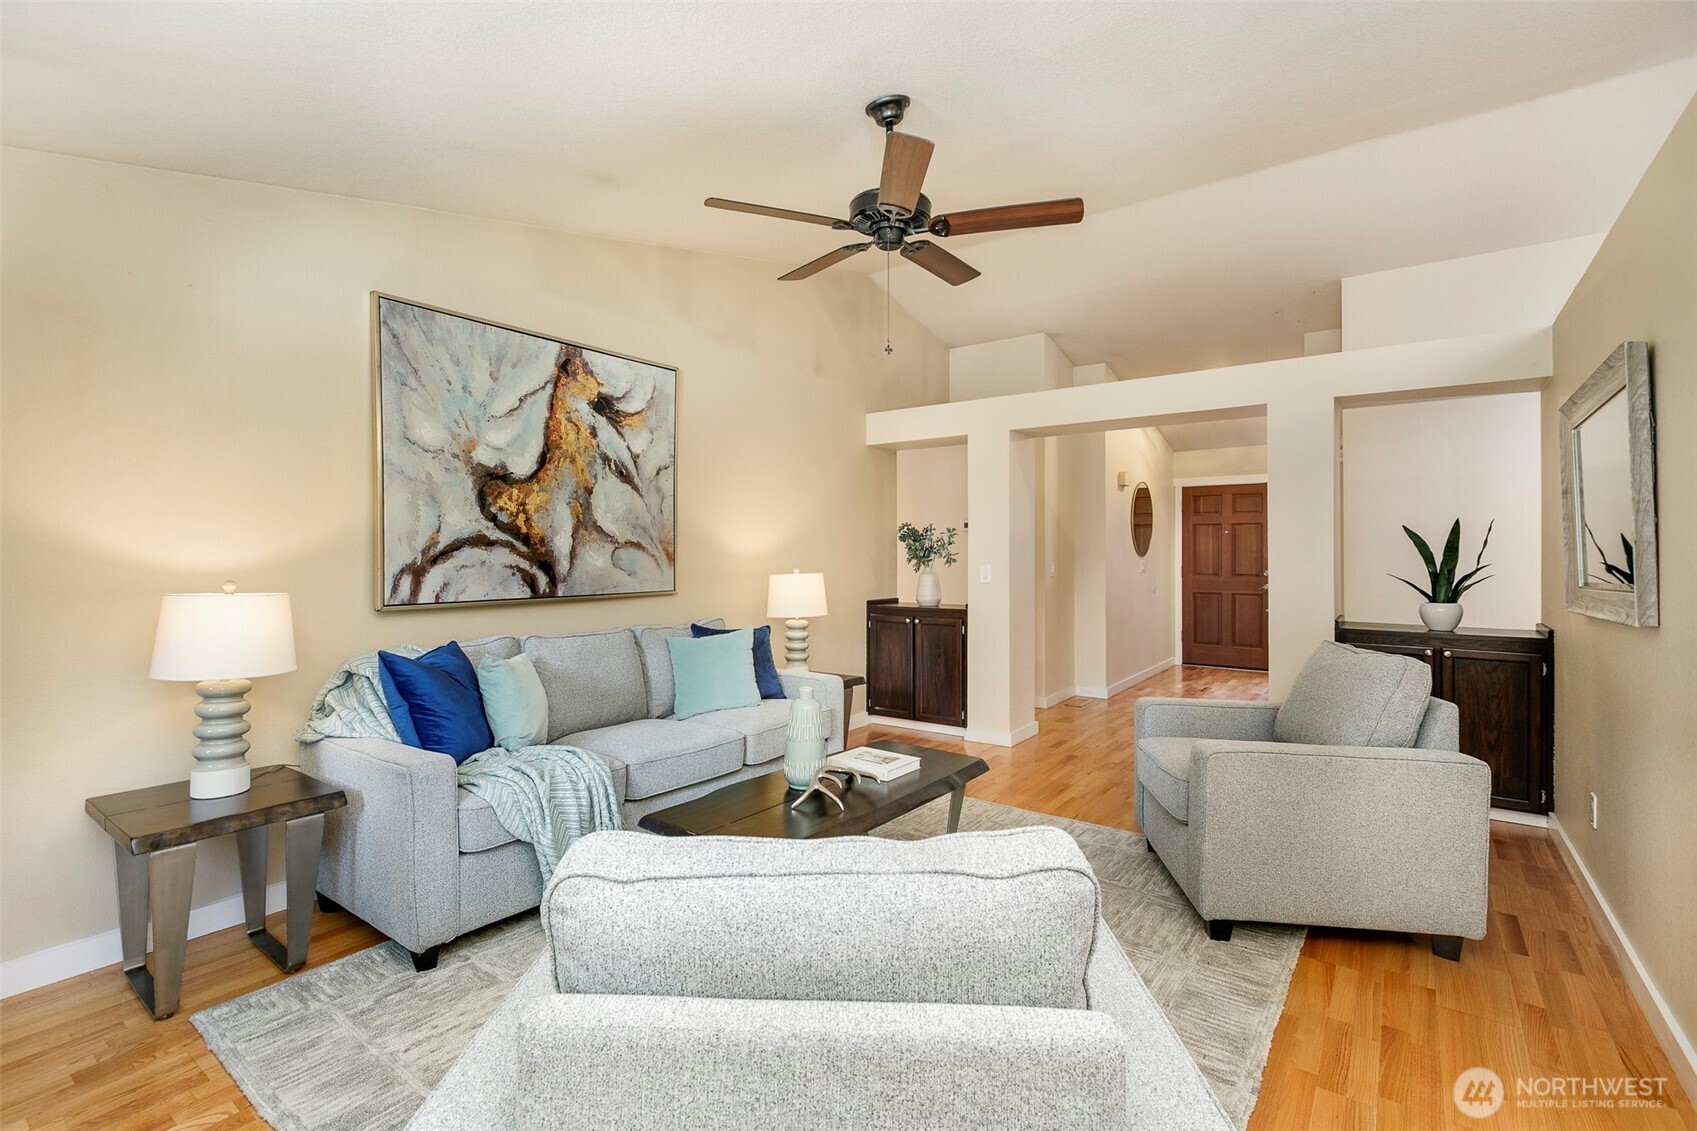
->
xmin=783 ymin=685 xmax=828 ymax=789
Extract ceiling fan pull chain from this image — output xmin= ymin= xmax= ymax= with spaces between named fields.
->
xmin=885 ymin=252 xmax=893 ymax=355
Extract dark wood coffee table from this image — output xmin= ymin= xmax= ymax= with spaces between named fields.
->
xmin=638 ymin=740 xmax=987 ymax=838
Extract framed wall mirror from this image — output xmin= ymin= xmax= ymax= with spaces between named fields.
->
xmin=1558 ymin=341 xmax=1658 ymax=627
xmin=1131 ymin=482 xmax=1154 ymax=556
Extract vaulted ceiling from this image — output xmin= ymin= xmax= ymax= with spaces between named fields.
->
xmin=5 ymin=2 xmax=1696 ymax=377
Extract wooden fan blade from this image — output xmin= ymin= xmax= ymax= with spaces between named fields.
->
xmin=779 ymin=242 xmax=873 ymax=281
xmin=928 ymin=198 xmax=1084 ymax=237
xmin=900 ymin=240 xmax=980 ymax=286
xmin=705 ymin=198 xmax=847 ymax=227
xmin=878 ymin=131 xmax=934 ymax=216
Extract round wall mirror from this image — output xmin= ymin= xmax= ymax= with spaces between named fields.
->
xmin=1131 ymin=482 xmax=1154 ymax=556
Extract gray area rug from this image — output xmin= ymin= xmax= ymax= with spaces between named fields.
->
xmin=193 ymin=797 xmax=1302 ymax=1130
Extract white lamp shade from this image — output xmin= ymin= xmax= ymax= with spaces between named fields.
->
xmin=150 ymin=591 xmax=297 ymax=681
xmin=767 ymin=571 xmax=828 ymax=618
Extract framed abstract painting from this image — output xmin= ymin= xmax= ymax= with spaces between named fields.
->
xmin=371 ymin=294 xmax=677 ymax=609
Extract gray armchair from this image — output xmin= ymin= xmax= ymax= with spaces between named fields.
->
xmin=1133 ymin=646 xmax=1491 ymax=960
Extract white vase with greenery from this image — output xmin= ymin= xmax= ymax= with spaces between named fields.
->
xmin=898 ymin=522 xmax=958 ymax=608
xmin=1392 ymin=519 xmax=1494 ymax=633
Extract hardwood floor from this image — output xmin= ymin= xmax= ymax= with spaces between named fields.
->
xmin=3 ymin=663 xmax=1690 ymax=1129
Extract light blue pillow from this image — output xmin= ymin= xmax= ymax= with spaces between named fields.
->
xmin=476 ymin=653 xmax=549 ymax=750
xmin=667 ymin=629 xmax=762 ymax=721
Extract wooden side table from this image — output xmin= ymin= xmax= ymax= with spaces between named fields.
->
xmin=86 ymin=765 xmax=346 ymax=1020
xmin=816 ymin=672 xmax=867 ymax=734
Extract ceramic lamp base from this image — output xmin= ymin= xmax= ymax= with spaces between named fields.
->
xmin=783 ymin=617 xmax=811 ymax=672
xmin=190 ymin=762 xmax=252 ymax=800
xmin=189 ymin=678 xmax=254 ymax=799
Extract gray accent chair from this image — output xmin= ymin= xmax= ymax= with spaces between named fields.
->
xmin=405 ymin=828 xmax=1234 ymax=1131
xmin=302 ymin=622 xmax=843 ymax=970
xmin=1133 ymin=643 xmax=1491 ymax=961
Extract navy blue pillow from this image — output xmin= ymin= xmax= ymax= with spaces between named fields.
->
xmin=691 ymin=623 xmax=785 ymax=700
xmin=377 ymin=642 xmax=493 ymax=763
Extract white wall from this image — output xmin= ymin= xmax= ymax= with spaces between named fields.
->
xmin=1341 ymin=393 xmax=1542 ymax=628
xmin=1102 ymin=429 xmax=1176 ymax=691
xmin=0 ymin=148 xmax=949 ymax=975
xmin=948 ymin=333 xmax=1072 ymax=402
xmin=868 ymin=328 xmax=1554 ymax=740
xmin=1173 ymin=445 xmax=1267 ymax=479
xmin=1041 ymin=438 xmax=1075 ymax=704
xmin=893 ymin=446 xmax=969 ymax=604
xmin=1342 ymin=235 xmax=1604 ymax=351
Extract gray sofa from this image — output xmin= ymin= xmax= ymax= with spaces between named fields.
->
xmin=1133 ymin=642 xmax=1491 ymax=960
xmin=406 ymin=827 xmax=1234 ymax=1131
xmin=301 ymin=621 xmax=844 ymax=969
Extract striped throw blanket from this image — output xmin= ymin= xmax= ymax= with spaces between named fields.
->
xmin=296 ymin=650 xmax=622 ymax=876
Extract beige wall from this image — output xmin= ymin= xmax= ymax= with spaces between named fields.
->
xmin=1102 ymin=429 xmax=1175 ymax=690
xmin=1172 ymin=445 xmax=1267 ymax=479
xmin=1342 ymin=393 xmax=1542 ymax=630
xmin=893 ymin=446 xmax=968 ymax=605
xmin=1544 ymin=98 xmax=1697 ymax=1055
xmin=0 ymin=149 xmax=949 ymax=966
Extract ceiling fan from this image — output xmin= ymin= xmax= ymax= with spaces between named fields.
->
xmin=705 ymin=94 xmax=1084 ymax=286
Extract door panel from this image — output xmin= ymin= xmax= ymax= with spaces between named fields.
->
xmin=1442 ymin=647 xmax=1541 ymax=811
xmin=1192 ymin=592 xmax=1223 ymax=644
xmin=1182 ymin=483 xmax=1269 ymax=670
xmin=913 ymin=615 xmax=966 ymax=726
xmin=865 ymin=613 xmax=914 ymax=718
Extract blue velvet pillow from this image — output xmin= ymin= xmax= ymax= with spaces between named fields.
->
xmin=377 ymin=642 xmax=493 ymax=763
xmin=691 ymin=623 xmax=785 ymax=699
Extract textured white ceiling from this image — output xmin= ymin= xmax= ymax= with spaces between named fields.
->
xmin=5 ymin=3 xmax=1696 ymax=376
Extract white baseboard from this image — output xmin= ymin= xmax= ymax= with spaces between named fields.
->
xmin=1489 ymin=808 xmax=1549 ymax=828
xmin=967 ymin=720 xmax=1040 ymax=747
xmin=849 ymin=710 xmax=872 ymax=732
xmin=858 ymin=716 xmax=966 ymax=740
xmin=1548 ymin=814 xmax=1697 ymax=1102
xmin=0 ymin=880 xmax=288 ymax=999
xmin=1075 ymin=659 xmax=1175 ymax=701
xmin=1037 ymin=687 xmax=1077 ymax=709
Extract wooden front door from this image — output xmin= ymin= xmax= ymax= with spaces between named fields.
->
xmin=1182 ymin=483 xmax=1269 ymax=670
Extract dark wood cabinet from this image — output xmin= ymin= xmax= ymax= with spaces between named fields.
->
xmin=1335 ymin=620 xmax=1554 ymax=814
xmin=866 ymin=600 xmax=967 ymax=727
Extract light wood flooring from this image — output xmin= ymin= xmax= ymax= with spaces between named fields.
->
xmin=2 ymin=664 xmax=1690 ymax=1129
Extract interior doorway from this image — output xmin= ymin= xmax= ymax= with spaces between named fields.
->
xmin=1181 ymin=482 xmax=1269 ymax=670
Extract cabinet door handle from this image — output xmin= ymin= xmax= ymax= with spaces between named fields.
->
xmin=1444 ymin=650 xmax=1453 ymax=658
xmin=1423 ymin=648 xmax=1433 ymax=657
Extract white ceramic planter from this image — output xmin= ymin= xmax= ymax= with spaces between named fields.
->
xmin=1419 ymin=602 xmax=1464 ymax=632
xmin=915 ymin=567 xmax=943 ymax=607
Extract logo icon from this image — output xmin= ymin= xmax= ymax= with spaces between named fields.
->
xmin=1454 ymin=1067 xmax=1505 ymax=1118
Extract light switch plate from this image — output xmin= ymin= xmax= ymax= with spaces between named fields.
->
xmin=979 ymin=565 xmax=992 ymax=583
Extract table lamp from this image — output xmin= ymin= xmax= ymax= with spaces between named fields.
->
xmin=767 ymin=570 xmax=828 ymax=673
xmin=150 ymin=582 xmax=297 ymax=799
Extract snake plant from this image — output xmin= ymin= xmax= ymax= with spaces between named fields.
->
xmin=1391 ymin=519 xmax=1494 ymax=603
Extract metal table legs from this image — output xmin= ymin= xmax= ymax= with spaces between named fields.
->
xmin=113 ymin=841 xmax=197 ymax=1020
xmin=235 ymin=813 xmax=325 ymax=973
xmin=111 ymin=813 xmax=324 ymax=1020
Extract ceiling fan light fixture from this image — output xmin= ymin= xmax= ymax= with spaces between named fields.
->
xmin=705 ymin=95 xmax=1084 ymax=286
